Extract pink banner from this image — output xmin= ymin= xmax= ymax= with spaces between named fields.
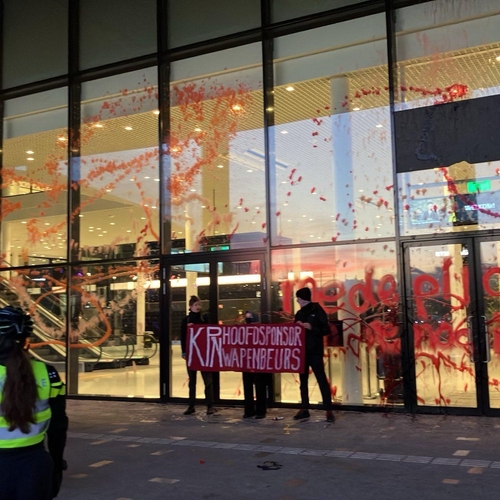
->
xmin=187 ymin=324 xmax=305 ymax=373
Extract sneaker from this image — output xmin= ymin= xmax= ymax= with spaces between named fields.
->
xmin=326 ymin=410 xmax=335 ymax=423
xmin=206 ymin=407 xmax=217 ymax=415
xmin=183 ymin=406 xmax=195 ymax=415
xmin=293 ymin=409 xmax=310 ymax=420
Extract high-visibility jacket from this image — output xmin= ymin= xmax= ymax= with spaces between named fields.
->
xmin=0 ymin=360 xmax=65 ymax=449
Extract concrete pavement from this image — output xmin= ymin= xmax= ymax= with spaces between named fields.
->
xmin=57 ymin=401 xmax=500 ymax=499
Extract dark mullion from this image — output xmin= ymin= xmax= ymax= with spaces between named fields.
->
xmin=157 ymin=0 xmax=171 ymax=402
xmin=385 ymin=0 xmax=415 ymax=414
xmin=66 ymin=0 xmax=80 ymax=394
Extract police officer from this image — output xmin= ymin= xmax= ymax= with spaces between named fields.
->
xmin=0 ymin=306 xmax=68 ymax=499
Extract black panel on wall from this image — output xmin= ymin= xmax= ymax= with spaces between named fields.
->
xmin=395 ymin=94 xmax=500 ymax=173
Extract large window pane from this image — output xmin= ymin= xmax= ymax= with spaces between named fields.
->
xmin=395 ymin=0 xmax=500 ymax=109
xmin=170 ymin=44 xmax=265 ymax=253
xmin=272 ymin=15 xmax=393 ymax=245
xmin=272 ymin=242 xmax=400 ymax=407
xmin=1 ymin=89 xmax=68 ymax=267
xmin=272 ymin=0 xmax=365 ymax=23
xmin=395 ymin=1 xmax=500 ymax=238
xmin=79 ymin=68 xmax=159 ymax=260
xmin=0 ymin=266 xmax=67 ymax=384
xmin=67 ymin=260 xmax=159 ymax=397
xmin=168 ymin=0 xmax=261 ymax=48
xmin=2 ymin=0 xmax=68 ymax=88
xmin=80 ymin=0 xmax=157 ymax=70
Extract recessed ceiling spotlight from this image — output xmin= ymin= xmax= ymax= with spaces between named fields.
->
xmin=376 ymin=124 xmax=383 ymax=128
xmin=194 ymin=127 xmax=202 ymax=132
xmin=285 ymin=86 xmax=295 ymax=91
xmin=57 ymin=136 xmax=67 ymax=142
xmin=93 ymin=123 xmax=103 ymax=128
xmin=280 ymin=130 xmax=288 ymax=134
xmin=496 ymin=55 xmax=500 ymax=62
xmin=247 ymin=169 xmax=253 ymax=173
xmin=27 ymin=157 xmax=34 ymax=161
xmin=26 ymin=150 xmax=34 ymax=154
xmin=353 ymin=107 xmax=361 ymax=111
xmin=153 ymin=110 xmax=160 ymax=115
xmin=124 ymin=126 xmax=133 ymax=131
xmin=217 ymin=164 xmax=224 ymax=169
xmin=232 ymin=104 xmax=242 ymax=111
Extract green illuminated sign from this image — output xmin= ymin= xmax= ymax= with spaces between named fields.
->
xmin=210 ymin=245 xmax=230 ymax=251
xmin=467 ymin=180 xmax=491 ymax=193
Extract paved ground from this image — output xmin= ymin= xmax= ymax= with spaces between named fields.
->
xmin=58 ymin=401 xmax=500 ymax=500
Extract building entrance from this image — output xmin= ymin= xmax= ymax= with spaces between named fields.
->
xmin=404 ymin=236 xmax=500 ymax=415
xmin=167 ymin=252 xmax=266 ymax=403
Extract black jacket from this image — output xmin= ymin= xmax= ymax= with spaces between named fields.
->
xmin=180 ymin=310 xmax=208 ymax=355
xmin=294 ymin=302 xmax=329 ymax=355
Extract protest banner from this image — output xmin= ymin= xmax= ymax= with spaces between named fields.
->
xmin=187 ymin=323 xmax=305 ymax=373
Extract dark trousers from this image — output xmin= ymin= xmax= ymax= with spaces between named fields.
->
xmin=187 ymin=366 xmax=214 ymax=408
xmin=299 ymin=353 xmax=332 ymax=410
xmin=242 ymin=372 xmax=268 ymax=416
xmin=0 ymin=445 xmax=53 ymax=500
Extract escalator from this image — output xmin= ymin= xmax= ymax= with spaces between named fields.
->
xmin=0 ymin=279 xmax=156 ymax=372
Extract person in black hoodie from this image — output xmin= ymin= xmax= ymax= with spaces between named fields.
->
xmin=293 ymin=287 xmax=334 ymax=422
xmin=180 ymin=295 xmax=215 ymax=415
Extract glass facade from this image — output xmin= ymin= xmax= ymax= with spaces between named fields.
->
xmin=1 ymin=0 xmax=500 ymax=415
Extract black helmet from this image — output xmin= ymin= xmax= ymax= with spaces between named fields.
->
xmin=0 ymin=306 xmax=33 ymax=343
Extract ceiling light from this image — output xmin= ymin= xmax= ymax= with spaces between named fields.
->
xmin=26 ymin=150 xmax=34 ymax=154
xmin=124 ymin=126 xmax=133 ymax=131
xmin=376 ymin=124 xmax=383 ymax=128
xmin=44 ymin=222 xmax=50 ymax=226
xmin=151 ymin=206 xmax=156 ymax=209
xmin=57 ymin=136 xmax=67 ymax=141
xmin=21 ymin=221 xmax=27 ymax=224
xmin=144 ymin=176 xmax=150 ymax=179
xmin=280 ymin=130 xmax=288 ymax=134
xmin=110 ymin=222 xmax=115 ymax=225
xmin=190 ymin=189 xmax=196 ymax=192
xmin=93 ymin=123 xmax=103 ymax=128
xmin=126 ymin=230 xmax=131 ymax=233
xmin=27 ymin=157 xmax=34 ymax=161
xmin=247 ymin=169 xmax=253 ymax=173
xmin=194 ymin=127 xmax=202 ymax=132
xmin=153 ymin=110 xmax=160 ymax=115
xmin=106 ymin=189 xmax=111 ymax=192
xmin=353 ymin=107 xmax=360 ymax=111
xmin=496 ymin=55 xmax=500 ymax=62
xmin=232 ymin=104 xmax=242 ymax=111
xmin=286 ymin=86 xmax=295 ymax=91
xmin=79 ymin=214 xmax=84 ymax=217
xmin=217 ymin=164 xmax=224 ymax=169
xmin=154 ymin=178 xmax=160 ymax=182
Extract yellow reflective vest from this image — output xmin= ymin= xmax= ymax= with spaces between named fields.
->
xmin=0 ymin=360 xmax=65 ymax=448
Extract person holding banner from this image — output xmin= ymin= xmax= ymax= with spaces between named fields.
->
xmin=181 ymin=295 xmax=215 ymax=416
xmin=293 ymin=287 xmax=335 ymax=423
xmin=241 ymin=311 xmax=268 ymax=419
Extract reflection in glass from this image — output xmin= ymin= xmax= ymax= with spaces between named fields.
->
xmin=409 ymin=244 xmax=476 ymax=407
xmin=398 ymin=161 xmax=500 ymax=236
xmin=395 ymin=0 xmax=500 ymax=109
xmin=79 ymin=68 xmax=159 ymax=260
xmin=1 ymin=89 xmax=68 ymax=267
xmin=67 ymin=260 xmax=160 ymax=397
xmin=170 ymin=263 xmax=211 ymax=399
xmin=272 ymin=16 xmax=394 ymax=245
xmin=170 ymin=44 xmax=265 ymax=254
xmin=272 ymin=242 xmax=400 ymax=407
